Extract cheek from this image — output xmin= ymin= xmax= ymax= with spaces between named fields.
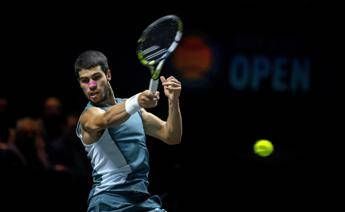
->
xmin=99 ymin=81 xmax=107 ymax=89
xmin=80 ymin=85 xmax=88 ymax=92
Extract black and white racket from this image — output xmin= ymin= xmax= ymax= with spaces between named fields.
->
xmin=137 ymin=15 xmax=183 ymax=92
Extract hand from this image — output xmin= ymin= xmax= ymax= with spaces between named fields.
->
xmin=160 ymin=76 xmax=181 ymax=102
xmin=138 ymin=90 xmax=160 ymax=108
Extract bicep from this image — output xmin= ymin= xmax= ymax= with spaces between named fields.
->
xmin=80 ymin=108 xmax=106 ymax=144
xmin=81 ymin=103 xmax=131 ymax=135
xmin=141 ymin=108 xmax=166 ymax=140
xmin=80 ymin=107 xmax=107 ymax=133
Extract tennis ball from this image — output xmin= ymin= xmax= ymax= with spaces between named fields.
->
xmin=254 ymin=139 xmax=274 ymax=157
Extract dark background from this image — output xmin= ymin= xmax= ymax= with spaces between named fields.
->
xmin=1 ymin=1 xmax=342 ymax=211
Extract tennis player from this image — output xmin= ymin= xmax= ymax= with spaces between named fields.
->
xmin=75 ymin=50 xmax=182 ymax=211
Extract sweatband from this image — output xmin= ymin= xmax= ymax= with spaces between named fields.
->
xmin=125 ymin=93 xmax=140 ymax=115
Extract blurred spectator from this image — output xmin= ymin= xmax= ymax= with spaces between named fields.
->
xmin=39 ymin=97 xmax=88 ymax=175
xmin=15 ymin=117 xmax=50 ymax=170
xmin=0 ymin=122 xmax=24 ymax=170
xmin=41 ymin=97 xmax=65 ymax=140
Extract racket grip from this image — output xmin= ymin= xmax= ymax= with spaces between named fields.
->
xmin=149 ymin=78 xmax=159 ymax=93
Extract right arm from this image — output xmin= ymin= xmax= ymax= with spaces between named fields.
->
xmin=80 ymin=91 xmax=159 ymax=144
xmin=81 ymin=103 xmax=129 ymax=133
xmin=79 ymin=104 xmax=130 ymax=144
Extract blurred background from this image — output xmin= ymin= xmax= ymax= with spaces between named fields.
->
xmin=0 ymin=1 xmax=342 ymax=211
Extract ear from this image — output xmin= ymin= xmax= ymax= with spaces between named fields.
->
xmin=106 ymin=69 xmax=112 ymax=81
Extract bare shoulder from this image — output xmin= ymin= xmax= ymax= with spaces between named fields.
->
xmin=79 ymin=107 xmax=106 ymax=144
xmin=79 ymin=106 xmax=105 ymax=126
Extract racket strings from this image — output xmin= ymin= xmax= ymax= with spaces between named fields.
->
xmin=145 ymin=48 xmax=168 ymax=61
xmin=138 ymin=19 xmax=180 ymax=63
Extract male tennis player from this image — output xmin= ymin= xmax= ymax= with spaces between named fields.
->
xmin=75 ymin=50 xmax=182 ymax=211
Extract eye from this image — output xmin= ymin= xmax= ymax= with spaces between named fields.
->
xmin=92 ymin=74 xmax=102 ymax=81
xmin=80 ymin=78 xmax=89 ymax=84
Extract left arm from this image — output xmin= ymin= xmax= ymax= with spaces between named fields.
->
xmin=141 ymin=76 xmax=182 ymax=145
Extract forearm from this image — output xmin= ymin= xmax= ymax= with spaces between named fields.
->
xmin=90 ymin=94 xmax=141 ymax=130
xmin=102 ymin=103 xmax=131 ymax=127
xmin=165 ymin=100 xmax=182 ymax=145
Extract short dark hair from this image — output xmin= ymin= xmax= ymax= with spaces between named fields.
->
xmin=74 ymin=50 xmax=109 ymax=78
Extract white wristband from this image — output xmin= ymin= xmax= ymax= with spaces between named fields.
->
xmin=125 ymin=93 xmax=141 ymax=115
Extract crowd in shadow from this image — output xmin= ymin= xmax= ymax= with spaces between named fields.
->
xmin=0 ymin=96 xmax=92 ymax=211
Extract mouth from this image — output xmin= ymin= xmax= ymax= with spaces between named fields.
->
xmin=89 ymin=92 xmax=99 ymax=100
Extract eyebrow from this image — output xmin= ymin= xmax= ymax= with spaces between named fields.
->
xmin=80 ymin=72 xmax=102 ymax=79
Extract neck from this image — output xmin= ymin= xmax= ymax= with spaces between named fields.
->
xmin=93 ymin=85 xmax=116 ymax=107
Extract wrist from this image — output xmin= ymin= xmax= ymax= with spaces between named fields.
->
xmin=125 ymin=93 xmax=141 ymax=115
xmin=168 ymin=99 xmax=179 ymax=107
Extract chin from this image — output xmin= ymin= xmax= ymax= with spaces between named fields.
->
xmin=88 ymin=97 xmax=98 ymax=103
xmin=90 ymin=96 xmax=105 ymax=105
xmin=90 ymin=99 xmax=100 ymax=104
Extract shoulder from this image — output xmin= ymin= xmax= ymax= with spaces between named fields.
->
xmin=79 ymin=106 xmax=105 ymax=125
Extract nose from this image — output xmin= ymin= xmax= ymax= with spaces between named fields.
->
xmin=88 ymin=80 xmax=97 ymax=90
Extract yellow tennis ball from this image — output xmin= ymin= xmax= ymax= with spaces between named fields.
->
xmin=254 ymin=139 xmax=274 ymax=157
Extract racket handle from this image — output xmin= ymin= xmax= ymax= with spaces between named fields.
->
xmin=149 ymin=78 xmax=159 ymax=93
xmin=149 ymin=60 xmax=164 ymax=92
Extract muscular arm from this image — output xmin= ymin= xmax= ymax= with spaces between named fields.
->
xmin=80 ymin=91 xmax=159 ymax=144
xmin=142 ymin=99 xmax=182 ymax=145
xmin=80 ymin=103 xmax=130 ymax=144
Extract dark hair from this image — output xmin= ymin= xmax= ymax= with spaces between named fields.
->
xmin=74 ymin=50 xmax=109 ymax=78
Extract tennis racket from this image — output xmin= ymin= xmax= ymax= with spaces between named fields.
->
xmin=137 ymin=15 xmax=183 ymax=93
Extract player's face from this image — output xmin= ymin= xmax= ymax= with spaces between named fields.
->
xmin=78 ymin=66 xmax=111 ymax=104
